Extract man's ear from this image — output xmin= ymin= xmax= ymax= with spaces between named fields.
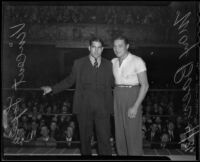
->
xmin=88 ymin=46 xmax=91 ymax=51
xmin=101 ymin=47 xmax=104 ymax=52
xmin=126 ymin=44 xmax=130 ymax=50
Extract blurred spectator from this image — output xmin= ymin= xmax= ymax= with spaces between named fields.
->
xmin=180 ymin=133 xmax=188 ymax=151
xmin=52 ymin=104 xmax=58 ymax=114
xmin=63 ymin=99 xmax=71 ymax=107
xmin=69 ymin=121 xmax=75 ymax=130
xmin=167 ymin=122 xmax=177 ymax=141
xmin=50 ymin=121 xmax=60 ymax=141
xmin=152 ymin=103 xmax=159 ymax=115
xmin=146 ymin=123 xmax=161 ymax=148
xmin=44 ymin=106 xmax=53 ymax=125
xmin=37 ymin=113 xmax=43 ymax=121
xmin=193 ymin=117 xmax=198 ymax=126
xmin=142 ymin=124 xmax=147 ymax=140
xmin=158 ymin=105 xmax=165 ymax=115
xmin=27 ymin=101 xmax=33 ymax=110
xmin=61 ymin=105 xmax=69 ymax=114
xmin=38 ymin=103 xmax=45 ymax=114
xmin=31 ymin=106 xmax=38 ymax=119
xmin=165 ymin=121 xmax=180 ymax=148
xmin=39 ymin=118 xmax=46 ymax=129
xmin=145 ymin=105 xmax=152 ymax=116
xmin=58 ymin=115 xmax=69 ymax=129
xmin=65 ymin=126 xmax=74 ymax=147
xmin=26 ymin=120 xmax=40 ymax=141
xmin=24 ymin=121 xmax=32 ymax=140
xmin=21 ymin=115 xmax=29 ymax=129
xmin=155 ymin=116 xmax=163 ymax=133
xmin=145 ymin=116 xmax=153 ymax=132
xmin=46 ymin=106 xmax=52 ymax=115
xmin=36 ymin=125 xmax=56 ymax=146
xmin=52 ymin=115 xmax=58 ymax=122
xmin=56 ymin=115 xmax=71 ymax=141
xmin=175 ymin=116 xmax=186 ymax=138
xmin=160 ymin=133 xmax=169 ymax=149
xmin=168 ymin=106 xmax=175 ymax=116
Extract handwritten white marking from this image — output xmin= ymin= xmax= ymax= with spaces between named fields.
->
xmin=173 ymin=10 xmax=199 ymax=151
xmin=4 ymin=23 xmax=27 ymax=144
xmin=9 ymin=23 xmax=26 ymax=91
xmin=179 ymin=125 xmax=199 ymax=143
xmin=173 ymin=10 xmax=198 ymax=119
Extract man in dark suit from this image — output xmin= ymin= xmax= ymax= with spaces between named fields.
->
xmin=146 ymin=123 xmax=161 ymax=149
xmin=41 ymin=37 xmax=114 ymax=155
xmin=166 ymin=121 xmax=180 ymax=149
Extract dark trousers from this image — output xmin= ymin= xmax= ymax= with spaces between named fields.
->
xmin=76 ymin=91 xmax=112 ymax=156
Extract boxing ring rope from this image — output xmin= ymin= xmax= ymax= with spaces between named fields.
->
xmin=3 ymin=87 xmax=195 ymax=91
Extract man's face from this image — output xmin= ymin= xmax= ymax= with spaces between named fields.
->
xmin=41 ymin=126 xmax=49 ymax=137
xmin=50 ymin=122 xmax=57 ymax=131
xmin=168 ymin=122 xmax=174 ymax=130
xmin=151 ymin=124 xmax=157 ymax=132
xmin=88 ymin=41 xmax=103 ymax=58
xmin=113 ymin=39 xmax=129 ymax=58
xmin=161 ymin=134 xmax=169 ymax=143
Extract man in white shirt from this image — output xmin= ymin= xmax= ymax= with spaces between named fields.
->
xmin=112 ymin=36 xmax=149 ymax=155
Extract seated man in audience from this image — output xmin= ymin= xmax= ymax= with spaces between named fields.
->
xmin=50 ymin=121 xmax=60 ymax=141
xmin=175 ymin=116 xmax=186 ymax=137
xmin=36 ymin=125 xmax=56 ymax=146
xmin=26 ymin=120 xmax=40 ymax=141
xmin=165 ymin=121 xmax=180 ymax=149
xmin=146 ymin=123 xmax=161 ymax=149
xmin=65 ymin=126 xmax=74 ymax=147
xmin=160 ymin=133 xmax=169 ymax=148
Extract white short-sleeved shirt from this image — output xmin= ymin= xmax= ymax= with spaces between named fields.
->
xmin=111 ymin=53 xmax=147 ymax=85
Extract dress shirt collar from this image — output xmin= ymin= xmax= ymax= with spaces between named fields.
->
xmin=117 ymin=53 xmax=130 ymax=66
xmin=89 ymin=55 xmax=101 ymax=67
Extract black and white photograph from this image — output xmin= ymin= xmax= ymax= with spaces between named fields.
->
xmin=2 ymin=1 xmax=199 ymax=161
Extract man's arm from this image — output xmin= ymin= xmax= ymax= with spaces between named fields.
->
xmin=128 ymin=71 xmax=149 ymax=118
xmin=41 ymin=61 xmax=77 ymax=95
xmin=52 ymin=61 xmax=77 ymax=94
xmin=133 ymin=71 xmax=149 ymax=109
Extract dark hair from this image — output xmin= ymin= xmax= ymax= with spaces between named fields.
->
xmin=89 ymin=37 xmax=104 ymax=46
xmin=41 ymin=125 xmax=49 ymax=130
xmin=113 ymin=35 xmax=129 ymax=45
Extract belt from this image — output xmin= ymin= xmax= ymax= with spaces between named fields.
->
xmin=115 ymin=84 xmax=139 ymax=88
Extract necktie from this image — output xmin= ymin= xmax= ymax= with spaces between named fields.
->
xmin=94 ymin=58 xmax=98 ymax=68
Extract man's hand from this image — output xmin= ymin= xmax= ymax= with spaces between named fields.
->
xmin=127 ymin=105 xmax=138 ymax=119
xmin=40 ymin=86 xmax=52 ymax=95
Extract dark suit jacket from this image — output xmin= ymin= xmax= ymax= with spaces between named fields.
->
xmin=52 ymin=56 xmax=114 ymax=115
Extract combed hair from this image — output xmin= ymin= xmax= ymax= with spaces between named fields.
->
xmin=89 ymin=37 xmax=104 ymax=46
xmin=113 ymin=35 xmax=129 ymax=45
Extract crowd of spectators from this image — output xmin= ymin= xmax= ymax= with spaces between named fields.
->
xmin=3 ymin=90 xmax=198 ymax=152
xmin=3 ymin=91 xmax=78 ymax=147
xmin=4 ymin=6 xmax=172 ymax=25
xmin=141 ymin=91 xmax=197 ymax=151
